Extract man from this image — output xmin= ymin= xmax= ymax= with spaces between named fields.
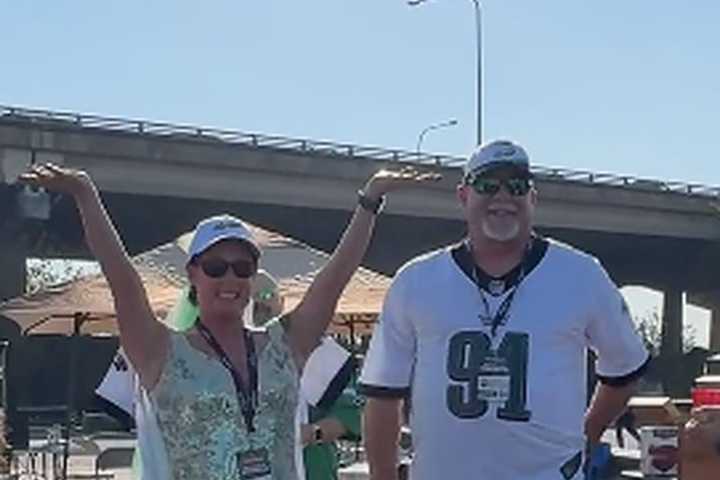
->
xmin=359 ymin=140 xmax=650 ymax=480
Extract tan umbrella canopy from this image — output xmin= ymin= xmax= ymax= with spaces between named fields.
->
xmin=279 ymin=267 xmax=390 ymax=336
xmin=0 ymin=262 xmax=185 ymax=335
xmin=0 ymin=223 xmax=390 ymax=336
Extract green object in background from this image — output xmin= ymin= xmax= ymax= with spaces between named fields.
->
xmin=164 ymin=286 xmax=198 ymax=331
xmin=304 ymin=389 xmax=362 ymax=480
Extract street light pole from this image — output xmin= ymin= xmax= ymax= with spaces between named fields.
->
xmin=408 ymin=0 xmax=483 ymax=145
xmin=416 ymin=119 xmax=458 ymax=155
xmin=472 ymin=0 xmax=482 ymax=145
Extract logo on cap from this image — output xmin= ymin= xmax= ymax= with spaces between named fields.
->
xmin=213 ymin=220 xmax=246 ymax=231
xmin=493 ymin=147 xmax=518 ymax=159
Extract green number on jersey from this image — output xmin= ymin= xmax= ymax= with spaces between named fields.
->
xmin=446 ymin=331 xmax=531 ymax=422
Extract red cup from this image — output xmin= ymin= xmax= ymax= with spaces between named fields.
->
xmin=691 ymin=387 xmax=720 ymax=407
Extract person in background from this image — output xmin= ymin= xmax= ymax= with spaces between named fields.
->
xmin=614 ymin=407 xmax=641 ymax=449
xmin=0 ymin=410 xmax=8 ymax=474
xmin=251 ymin=270 xmax=362 ymax=480
xmin=300 ymin=385 xmax=362 ymax=480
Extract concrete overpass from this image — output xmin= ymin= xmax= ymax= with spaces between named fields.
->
xmin=1 ymin=105 xmax=719 ymax=365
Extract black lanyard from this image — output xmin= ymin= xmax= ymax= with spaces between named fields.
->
xmin=467 ymin=240 xmax=532 ymax=338
xmin=196 ymin=321 xmax=259 ymax=433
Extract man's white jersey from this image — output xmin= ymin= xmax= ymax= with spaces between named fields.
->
xmin=359 ymin=238 xmax=648 ymax=480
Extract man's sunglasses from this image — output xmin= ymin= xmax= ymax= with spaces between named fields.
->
xmin=466 ymin=176 xmax=533 ymax=196
xmin=199 ymin=258 xmax=257 ymax=279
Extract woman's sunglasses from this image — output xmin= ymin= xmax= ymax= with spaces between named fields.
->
xmin=466 ymin=176 xmax=533 ymax=197
xmin=199 ymin=258 xmax=257 ymax=279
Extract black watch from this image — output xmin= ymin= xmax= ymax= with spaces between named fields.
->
xmin=312 ymin=424 xmax=324 ymax=444
xmin=357 ymin=190 xmax=386 ymax=214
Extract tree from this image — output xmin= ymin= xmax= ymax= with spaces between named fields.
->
xmin=25 ymin=258 xmax=89 ymax=295
xmin=634 ymin=308 xmax=698 ymax=355
xmin=635 ymin=309 xmax=704 ymax=397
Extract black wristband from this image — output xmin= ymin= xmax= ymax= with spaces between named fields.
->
xmin=357 ymin=190 xmax=385 ymax=214
xmin=312 ymin=424 xmax=324 ymax=444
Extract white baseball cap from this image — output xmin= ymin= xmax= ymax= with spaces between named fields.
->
xmin=186 ymin=214 xmax=261 ymax=263
xmin=464 ymin=139 xmax=532 ymax=179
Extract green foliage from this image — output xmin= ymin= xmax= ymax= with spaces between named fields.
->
xmin=634 ymin=309 xmax=698 ymax=355
xmin=25 ymin=258 xmax=86 ymax=295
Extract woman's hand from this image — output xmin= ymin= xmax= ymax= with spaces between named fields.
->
xmin=19 ymin=163 xmax=94 ymax=198
xmin=21 ymin=161 xmax=168 ymax=390
xmin=362 ymin=167 xmax=441 ymax=200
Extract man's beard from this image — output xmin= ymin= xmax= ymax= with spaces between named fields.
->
xmin=481 ymin=216 xmax=521 ymax=242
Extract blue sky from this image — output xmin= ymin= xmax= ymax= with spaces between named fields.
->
xmin=3 ymin=1 xmax=719 ymax=184
xmin=4 ymin=1 xmax=717 ymax=345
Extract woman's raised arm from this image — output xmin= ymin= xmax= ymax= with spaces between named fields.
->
xmin=285 ymin=168 xmax=439 ymax=367
xmin=20 ymin=164 xmax=168 ymax=388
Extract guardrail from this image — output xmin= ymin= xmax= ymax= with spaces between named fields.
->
xmin=1 ymin=104 xmax=718 ymax=198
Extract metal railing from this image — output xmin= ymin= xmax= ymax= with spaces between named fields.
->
xmin=1 ymin=104 xmax=718 ymax=198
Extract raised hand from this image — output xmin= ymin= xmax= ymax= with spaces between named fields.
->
xmin=19 ymin=163 xmax=93 ymax=197
xmin=363 ymin=166 xmax=442 ymax=200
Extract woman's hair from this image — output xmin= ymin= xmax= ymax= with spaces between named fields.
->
xmin=187 ymin=285 xmax=198 ymax=306
xmin=165 ymin=286 xmax=199 ymax=331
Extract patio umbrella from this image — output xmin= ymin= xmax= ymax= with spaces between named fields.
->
xmin=0 ymin=223 xmax=391 ymax=337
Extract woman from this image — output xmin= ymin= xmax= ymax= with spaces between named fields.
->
xmin=21 ymin=163 xmax=437 ymax=480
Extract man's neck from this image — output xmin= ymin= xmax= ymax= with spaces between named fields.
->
xmin=468 ymin=233 xmax=530 ymax=277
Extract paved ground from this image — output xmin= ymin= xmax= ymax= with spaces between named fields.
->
xmin=11 ymin=429 xmax=643 ymax=479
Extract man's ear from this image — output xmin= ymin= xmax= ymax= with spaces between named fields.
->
xmin=186 ymin=263 xmax=198 ymax=285
xmin=529 ymin=186 xmax=538 ymax=207
xmin=457 ymin=183 xmax=469 ymax=207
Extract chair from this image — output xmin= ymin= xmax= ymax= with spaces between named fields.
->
xmin=62 ymin=439 xmax=121 ymax=480
xmin=94 ymin=447 xmax=134 ymax=477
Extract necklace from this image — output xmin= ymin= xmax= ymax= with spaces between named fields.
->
xmin=468 ymin=239 xmax=532 ymax=337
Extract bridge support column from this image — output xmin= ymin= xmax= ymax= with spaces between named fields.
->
xmin=660 ymin=287 xmax=684 ymax=396
xmin=660 ymin=287 xmax=684 ymax=358
xmin=710 ymin=306 xmax=720 ymax=354
xmin=0 ymin=237 xmax=26 ymax=302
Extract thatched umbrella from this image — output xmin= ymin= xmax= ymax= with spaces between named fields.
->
xmin=0 ymin=223 xmax=390 ymax=337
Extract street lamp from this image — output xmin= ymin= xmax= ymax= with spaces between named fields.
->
xmin=416 ymin=119 xmax=458 ymax=155
xmin=408 ymin=0 xmax=482 ymax=145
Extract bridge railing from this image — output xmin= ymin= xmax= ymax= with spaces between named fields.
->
xmin=2 ymin=104 xmax=718 ymax=199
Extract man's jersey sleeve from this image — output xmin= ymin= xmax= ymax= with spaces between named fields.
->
xmin=358 ymin=269 xmax=416 ymax=398
xmin=585 ymin=258 xmax=650 ymax=385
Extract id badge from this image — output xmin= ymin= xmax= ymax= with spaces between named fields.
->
xmin=236 ymin=448 xmax=272 ymax=479
xmin=477 ymin=355 xmax=510 ymax=403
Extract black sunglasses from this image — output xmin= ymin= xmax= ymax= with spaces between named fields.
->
xmin=199 ymin=258 xmax=257 ymax=279
xmin=466 ymin=176 xmax=533 ymax=197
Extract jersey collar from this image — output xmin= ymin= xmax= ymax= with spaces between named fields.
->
xmin=450 ymin=235 xmax=549 ymax=295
